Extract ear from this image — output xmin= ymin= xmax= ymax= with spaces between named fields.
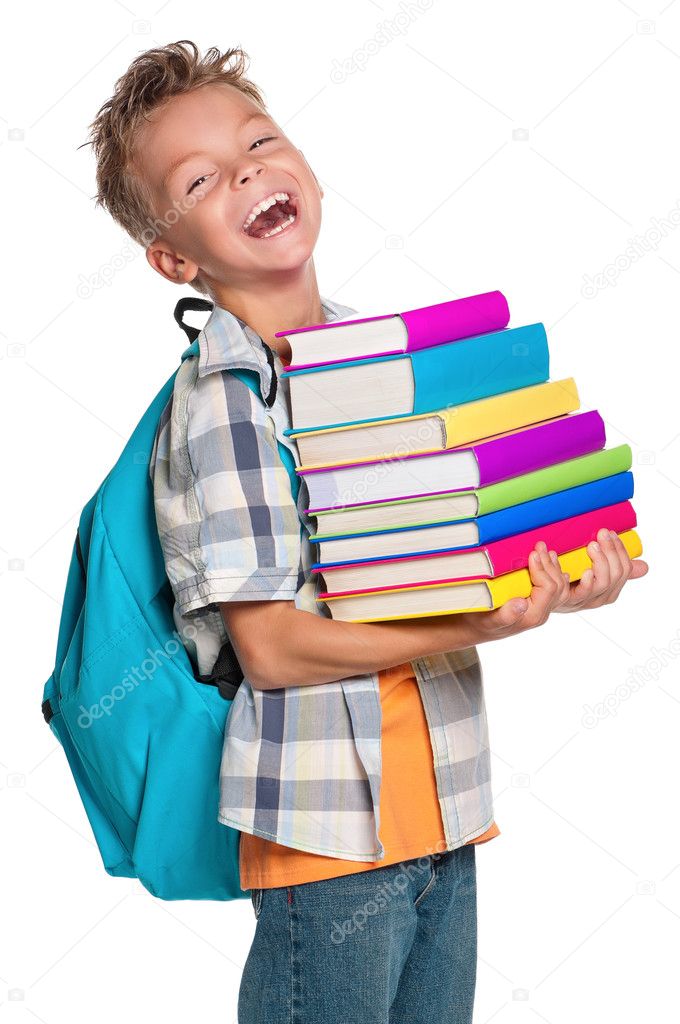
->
xmin=145 ymin=244 xmax=200 ymax=286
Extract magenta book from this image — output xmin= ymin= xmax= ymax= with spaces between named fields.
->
xmin=276 ymin=290 xmax=510 ymax=370
xmin=300 ymin=411 xmax=606 ymax=513
xmin=314 ymin=502 xmax=637 ymax=595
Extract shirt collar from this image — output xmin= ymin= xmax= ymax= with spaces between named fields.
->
xmin=195 ymin=295 xmax=360 ymax=402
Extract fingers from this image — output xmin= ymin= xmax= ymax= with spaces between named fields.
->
xmin=486 ymin=597 xmax=529 ymax=632
xmin=628 ymin=558 xmax=649 ymax=580
xmin=523 ymin=542 xmax=571 ymax=625
xmin=583 ymin=529 xmax=631 ymax=606
xmin=564 ymin=530 xmax=647 ymax=610
xmin=484 ymin=533 xmax=646 ymax=632
xmin=604 ymin=530 xmax=633 ymax=603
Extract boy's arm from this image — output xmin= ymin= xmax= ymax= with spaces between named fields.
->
xmin=220 ymin=543 xmax=573 ymax=689
xmin=222 ymin=533 xmax=647 ymax=689
xmin=152 ymin=367 xmax=645 ymax=691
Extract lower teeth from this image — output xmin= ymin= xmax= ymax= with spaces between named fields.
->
xmin=261 ymin=214 xmax=296 ymax=238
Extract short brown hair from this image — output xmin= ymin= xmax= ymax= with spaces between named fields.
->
xmin=82 ymin=39 xmax=268 ymax=295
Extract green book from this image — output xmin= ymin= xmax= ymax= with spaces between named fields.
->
xmin=311 ymin=445 xmax=633 ymax=540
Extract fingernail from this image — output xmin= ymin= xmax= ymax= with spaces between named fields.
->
xmin=609 ymin=530 xmax=618 ymax=541
xmin=590 ymin=541 xmax=600 ymax=552
xmin=549 ymin=550 xmax=559 ymax=565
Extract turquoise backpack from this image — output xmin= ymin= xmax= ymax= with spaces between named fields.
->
xmin=40 ymin=298 xmax=300 ymax=901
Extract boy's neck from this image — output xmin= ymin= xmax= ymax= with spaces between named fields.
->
xmin=209 ymin=266 xmax=327 ymax=364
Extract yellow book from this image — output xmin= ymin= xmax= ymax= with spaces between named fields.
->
xmin=293 ymin=378 xmax=580 ymax=470
xmin=321 ymin=529 xmax=642 ymax=622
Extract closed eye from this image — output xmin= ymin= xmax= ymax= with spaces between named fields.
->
xmin=186 ymin=136 xmax=278 ymax=193
xmin=188 ymin=174 xmax=210 ymax=194
xmin=250 ymin=136 xmax=277 ymax=150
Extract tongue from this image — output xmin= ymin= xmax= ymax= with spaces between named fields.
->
xmin=248 ymin=202 xmax=289 ymax=239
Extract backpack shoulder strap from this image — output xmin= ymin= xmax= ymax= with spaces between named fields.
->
xmin=173 ymin=298 xmax=299 ymax=501
xmin=229 ymin=365 xmax=299 ymax=504
xmin=172 ymin=298 xmax=303 ymax=699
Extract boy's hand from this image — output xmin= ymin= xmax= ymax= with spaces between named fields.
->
xmin=552 ymin=527 xmax=648 ymax=612
xmin=458 ymin=539 xmax=571 ymax=641
xmin=456 ymin=529 xmax=647 ymax=644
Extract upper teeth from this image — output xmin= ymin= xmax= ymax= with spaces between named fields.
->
xmin=243 ymin=192 xmax=290 ymax=231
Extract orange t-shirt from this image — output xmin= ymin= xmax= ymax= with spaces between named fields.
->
xmin=239 ymin=661 xmax=499 ymax=889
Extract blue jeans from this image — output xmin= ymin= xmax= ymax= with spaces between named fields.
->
xmin=238 ymin=843 xmax=477 ymax=1023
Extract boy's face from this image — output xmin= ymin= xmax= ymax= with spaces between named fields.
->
xmin=135 ymin=82 xmax=324 ymax=291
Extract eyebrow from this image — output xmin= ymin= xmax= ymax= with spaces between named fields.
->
xmin=162 ymin=110 xmax=270 ymax=190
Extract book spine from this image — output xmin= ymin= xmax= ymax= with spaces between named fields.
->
xmin=474 ymin=410 xmax=607 ymax=487
xmin=402 ymin=290 xmax=510 ymax=352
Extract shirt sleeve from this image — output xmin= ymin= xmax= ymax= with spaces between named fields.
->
xmin=151 ymin=361 xmax=302 ymax=619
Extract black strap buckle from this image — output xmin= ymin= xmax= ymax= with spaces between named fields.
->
xmin=173 ymin=297 xmax=214 ymax=344
xmin=195 ymin=639 xmax=244 ymax=701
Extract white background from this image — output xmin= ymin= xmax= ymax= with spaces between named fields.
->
xmin=2 ymin=1 xmax=679 ymax=1020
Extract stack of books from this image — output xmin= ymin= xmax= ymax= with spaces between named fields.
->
xmin=277 ymin=291 xmax=643 ymax=622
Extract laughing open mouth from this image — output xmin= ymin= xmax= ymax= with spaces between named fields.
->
xmin=242 ymin=192 xmax=298 ymax=239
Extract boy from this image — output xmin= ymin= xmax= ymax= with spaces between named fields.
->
xmin=85 ymin=39 xmax=647 ymax=1023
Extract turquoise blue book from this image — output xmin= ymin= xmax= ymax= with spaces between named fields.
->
xmin=281 ymin=322 xmax=549 ymax=433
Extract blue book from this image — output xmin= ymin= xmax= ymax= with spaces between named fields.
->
xmin=281 ymin=323 xmax=549 ymax=433
xmin=311 ymin=472 xmax=634 ymax=567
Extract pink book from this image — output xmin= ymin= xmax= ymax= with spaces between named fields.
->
xmin=276 ymin=290 xmax=510 ymax=371
xmin=315 ymin=502 xmax=637 ymax=595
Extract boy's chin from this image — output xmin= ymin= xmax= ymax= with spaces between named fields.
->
xmin=243 ymin=232 xmax=317 ymax=268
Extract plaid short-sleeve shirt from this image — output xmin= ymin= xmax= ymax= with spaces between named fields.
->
xmin=149 ymin=296 xmax=495 ymax=861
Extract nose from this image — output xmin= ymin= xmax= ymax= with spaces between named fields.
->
xmin=236 ymin=160 xmax=265 ymax=188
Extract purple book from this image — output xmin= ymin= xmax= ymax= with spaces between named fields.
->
xmin=300 ymin=411 xmax=606 ymax=513
xmin=277 ymin=290 xmax=511 ymax=371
